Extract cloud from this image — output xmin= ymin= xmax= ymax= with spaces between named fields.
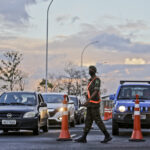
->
xmin=55 ymin=15 xmax=80 ymax=25
xmin=0 ymin=0 xmax=37 ymax=24
xmin=125 ymin=58 xmax=146 ymax=65
xmin=71 ymin=16 xmax=80 ymax=24
xmin=118 ymin=20 xmax=149 ymax=30
xmin=93 ymin=33 xmax=150 ymax=53
xmin=96 ymin=63 xmax=150 ymax=94
xmin=56 ymin=15 xmax=69 ymax=24
xmin=0 ymin=0 xmax=48 ymax=27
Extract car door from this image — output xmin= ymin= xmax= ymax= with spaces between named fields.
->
xmin=68 ymin=96 xmax=75 ymax=120
xmin=38 ymin=94 xmax=48 ymax=125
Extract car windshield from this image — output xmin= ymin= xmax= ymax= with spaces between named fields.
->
xmin=118 ymin=85 xmax=150 ymax=100
xmin=0 ymin=92 xmax=37 ymax=106
xmin=42 ymin=94 xmax=64 ymax=103
xmin=69 ymin=97 xmax=78 ymax=106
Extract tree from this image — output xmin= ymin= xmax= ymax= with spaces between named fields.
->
xmin=48 ymin=73 xmax=64 ymax=92
xmin=38 ymin=79 xmax=53 ymax=92
xmin=17 ymin=71 xmax=28 ymax=91
xmin=0 ymin=51 xmax=27 ymax=91
xmin=37 ymin=62 xmax=88 ymax=95
xmin=38 ymin=74 xmax=64 ymax=92
xmin=63 ymin=62 xmax=88 ymax=95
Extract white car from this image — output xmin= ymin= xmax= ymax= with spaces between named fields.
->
xmin=41 ymin=93 xmax=75 ymax=127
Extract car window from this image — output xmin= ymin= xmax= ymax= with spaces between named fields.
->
xmin=69 ymin=97 xmax=78 ymax=106
xmin=0 ymin=92 xmax=37 ymax=105
xmin=118 ymin=85 xmax=150 ymax=100
xmin=42 ymin=94 xmax=64 ymax=103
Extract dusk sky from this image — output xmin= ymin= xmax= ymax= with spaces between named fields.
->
xmin=0 ymin=0 xmax=150 ymax=94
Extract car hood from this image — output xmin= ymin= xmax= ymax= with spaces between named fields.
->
xmin=0 ymin=105 xmax=35 ymax=112
xmin=47 ymin=103 xmax=63 ymax=109
xmin=116 ymin=100 xmax=150 ymax=107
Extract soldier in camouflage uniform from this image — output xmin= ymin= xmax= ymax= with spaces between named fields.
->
xmin=75 ymin=65 xmax=112 ymax=143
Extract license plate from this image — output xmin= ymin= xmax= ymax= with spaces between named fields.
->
xmin=2 ymin=120 xmax=16 ymax=125
xmin=132 ymin=115 xmax=146 ymax=120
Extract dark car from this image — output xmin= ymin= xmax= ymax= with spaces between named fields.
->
xmin=0 ymin=92 xmax=48 ymax=135
xmin=69 ymin=95 xmax=86 ymax=124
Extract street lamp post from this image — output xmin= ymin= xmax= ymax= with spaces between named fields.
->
xmin=80 ymin=41 xmax=98 ymax=97
xmin=45 ymin=0 xmax=54 ymax=92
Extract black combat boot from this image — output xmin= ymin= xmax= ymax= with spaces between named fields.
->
xmin=74 ymin=132 xmax=88 ymax=143
xmin=101 ymin=131 xmax=112 ymax=143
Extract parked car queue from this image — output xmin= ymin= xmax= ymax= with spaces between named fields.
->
xmin=0 ymin=91 xmax=86 ymax=135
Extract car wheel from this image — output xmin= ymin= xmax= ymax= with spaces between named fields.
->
xmin=42 ymin=120 xmax=48 ymax=132
xmin=70 ymin=120 xmax=75 ymax=127
xmin=81 ymin=116 xmax=85 ymax=123
xmin=3 ymin=129 xmax=8 ymax=133
xmin=33 ymin=119 xmax=40 ymax=135
xmin=77 ymin=117 xmax=82 ymax=124
xmin=112 ymin=119 xmax=119 ymax=135
xmin=70 ymin=117 xmax=75 ymax=127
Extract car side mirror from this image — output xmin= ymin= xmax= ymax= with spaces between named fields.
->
xmin=68 ymin=100 xmax=74 ymax=105
xmin=109 ymin=94 xmax=115 ymax=100
xmin=40 ymin=102 xmax=47 ymax=107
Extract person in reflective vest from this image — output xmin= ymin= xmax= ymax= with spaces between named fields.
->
xmin=75 ymin=65 xmax=112 ymax=143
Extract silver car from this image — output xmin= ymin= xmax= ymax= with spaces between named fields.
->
xmin=41 ymin=93 xmax=75 ymax=127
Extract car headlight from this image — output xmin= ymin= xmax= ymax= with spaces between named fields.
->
xmin=59 ymin=107 xmax=64 ymax=112
xmin=118 ymin=106 xmax=126 ymax=112
xmin=75 ymin=110 xmax=78 ymax=114
xmin=23 ymin=111 xmax=36 ymax=118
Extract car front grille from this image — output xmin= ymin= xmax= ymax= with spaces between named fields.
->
xmin=0 ymin=112 xmax=22 ymax=119
xmin=127 ymin=106 xmax=150 ymax=113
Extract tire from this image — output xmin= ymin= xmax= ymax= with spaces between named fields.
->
xmin=77 ymin=117 xmax=81 ymax=124
xmin=112 ymin=119 xmax=119 ymax=135
xmin=42 ymin=120 xmax=48 ymax=132
xmin=33 ymin=120 xmax=40 ymax=135
xmin=82 ymin=115 xmax=85 ymax=123
xmin=70 ymin=118 xmax=75 ymax=127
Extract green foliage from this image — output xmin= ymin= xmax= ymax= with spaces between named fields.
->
xmin=0 ymin=51 xmax=26 ymax=91
xmin=39 ymin=79 xmax=54 ymax=91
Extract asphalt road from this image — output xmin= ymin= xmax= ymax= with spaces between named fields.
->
xmin=0 ymin=120 xmax=150 ymax=150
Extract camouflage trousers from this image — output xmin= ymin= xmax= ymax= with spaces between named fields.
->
xmin=84 ymin=107 xmax=109 ymax=135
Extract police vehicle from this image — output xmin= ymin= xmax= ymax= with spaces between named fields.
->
xmin=110 ymin=81 xmax=150 ymax=135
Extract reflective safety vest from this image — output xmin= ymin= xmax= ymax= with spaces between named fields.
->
xmin=87 ymin=77 xmax=101 ymax=104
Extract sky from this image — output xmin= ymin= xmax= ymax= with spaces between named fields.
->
xmin=0 ymin=0 xmax=150 ymax=94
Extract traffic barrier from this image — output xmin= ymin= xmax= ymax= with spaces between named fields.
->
xmin=103 ymin=106 xmax=110 ymax=121
xmin=57 ymin=95 xmax=72 ymax=141
xmin=129 ymin=95 xmax=145 ymax=142
xmin=109 ymin=107 xmax=112 ymax=119
xmin=100 ymin=97 xmax=114 ymax=117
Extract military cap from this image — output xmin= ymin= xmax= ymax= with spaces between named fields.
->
xmin=89 ymin=65 xmax=97 ymax=73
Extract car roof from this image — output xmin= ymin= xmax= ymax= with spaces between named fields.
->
xmin=69 ymin=95 xmax=77 ymax=97
xmin=121 ymin=83 xmax=150 ymax=86
xmin=3 ymin=91 xmax=36 ymax=94
xmin=42 ymin=92 xmax=68 ymax=95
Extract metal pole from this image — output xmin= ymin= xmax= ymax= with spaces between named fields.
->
xmin=80 ymin=41 xmax=98 ymax=97
xmin=45 ymin=0 xmax=54 ymax=92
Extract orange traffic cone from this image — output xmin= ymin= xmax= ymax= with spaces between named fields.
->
xmin=57 ymin=95 xmax=72 ymax=141
xmin=129 ymin=95 xmax=145 ymax=142
xmin=104 ymin=106 xmax=110 ymax=121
